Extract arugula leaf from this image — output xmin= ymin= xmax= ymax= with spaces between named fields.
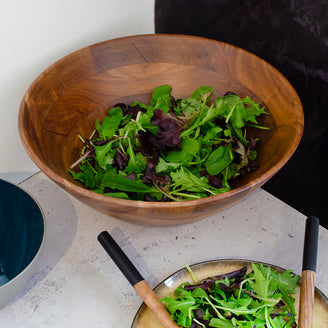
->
xmin=249 ymin=263 xmax=272 ymax=299
xmin=171 ymin=167 xmax=218 ymax=195
xmin=161 ymin=285 xmax=196 ymax=327
xmin=243 ymin=96 xmax=268 ymax=124
xmin=214 ymin=296 xmax=262 ymax=316
xmin=125 ymin=137 xmax=147 ymax=174
xmin=256 ymin=263 xmax=299 ymax=317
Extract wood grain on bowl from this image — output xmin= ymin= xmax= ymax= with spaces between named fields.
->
xmin=18 ymin=34 xmax=304 ymax=225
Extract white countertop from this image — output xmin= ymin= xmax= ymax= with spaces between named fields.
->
xmin=1 ymin=172 xmax=327 ymax=327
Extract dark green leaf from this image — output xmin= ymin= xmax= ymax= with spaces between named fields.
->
xmin=206 ymin=144 xmax=233 ymax=175
xmin=171 ymin=167 xmax=218 ymax=195
xmin=155 ymin=158 xmax=180 ymax=173
xmin=79 ymin=162 xmax=97 ymax=188
xmin=191 ymin=86 xmax=213 ymax=101
xmin=164 ymin=138 xmax=200 ymax=163
xmin=93 ymin=190 xmax=130 ymax=199
xmin=202 ymin=126 xmax=223 ymax=144
xmin=96 ymin=107 xmax=123 ymax=139
xmin=101 ymin=172 xmax=157 ymax=193
xmin=243 ymin=96 xmax=268 ymax=124
xmin=125 ymin=138 xmax=147 ymax=174
xmin=94 ymin=141 xmax=116 ymax=168
xmin=70 ymin=84 xmax=268 ymax=202
xmin=161 ymin=286 xmax=196 ymax=327
xmin=150 ymin=84 xmax=172 ymax=113
xmin=191 ymin=287 xmax=208 ymax=299
xmin=208 ymin=318 xmax=235 ymax=328
xmin=179 ymin=97 xmax=204 ymax=116
xmin=69 ymin=170 xmax=85 ymax=184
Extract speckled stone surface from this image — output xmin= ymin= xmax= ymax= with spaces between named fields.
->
xmin=1 ymin=172 xmax=327 ymax=327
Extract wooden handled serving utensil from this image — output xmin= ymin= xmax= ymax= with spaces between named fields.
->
xmin=298 ymin=216 xmax=320 ymax=328
xmin=97 ymin=231 xmax=181 ymax=328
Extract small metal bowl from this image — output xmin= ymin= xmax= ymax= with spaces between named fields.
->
xmin=0 ymin=178 xmax=46 ymax=309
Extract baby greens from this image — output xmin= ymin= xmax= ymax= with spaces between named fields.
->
xmin=69 ymin=85 xmax=268 ymax=201
xmin=160 ymin=263 xmax=299 ymax=328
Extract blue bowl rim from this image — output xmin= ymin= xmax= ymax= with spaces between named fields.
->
xmin=0 ymin=178 xmax=46 ymax=290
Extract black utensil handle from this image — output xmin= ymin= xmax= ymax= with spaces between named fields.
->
xmin=97 ymin=231 xmax=144 ymax=286
xmin=302 ymin=216 xmax=320 ymax=272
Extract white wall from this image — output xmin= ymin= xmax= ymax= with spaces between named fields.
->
xmin=0 ymin=0 xmax=155 ymax=183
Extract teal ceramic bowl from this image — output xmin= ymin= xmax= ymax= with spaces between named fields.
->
xmin=0 ymin=178 xmax=46 ymax=309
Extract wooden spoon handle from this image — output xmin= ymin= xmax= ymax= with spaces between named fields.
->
xmin=134 ymin=280 xmax=180 ymax=328
xmin=98 ymin=231 xmax=181 ymax=328
xmin=298 ymin=216 xmax=320 ymax=328
xmin=299 ymin=270 xmax=316 ymax=328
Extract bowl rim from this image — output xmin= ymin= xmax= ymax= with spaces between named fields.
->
xmin=18 ymin=33 xmax=304 ymax=208
xmin=131 ymin=258 xmax=328 ymax=327
xmin=0 ymin=178 xmax=46 ymax=291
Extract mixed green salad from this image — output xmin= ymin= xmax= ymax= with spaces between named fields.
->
xmin=69 ymin=85 xmax=268 ymax=201
xmin=160 ymin=263 xmax=300 ymax=328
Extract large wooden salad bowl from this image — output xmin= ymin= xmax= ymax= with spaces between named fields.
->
xmin=18 ymin=34 xmax=304 ymax=226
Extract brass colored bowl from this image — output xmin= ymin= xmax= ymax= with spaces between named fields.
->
xmin=131 ymin=259 xmax=328 ymax=328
